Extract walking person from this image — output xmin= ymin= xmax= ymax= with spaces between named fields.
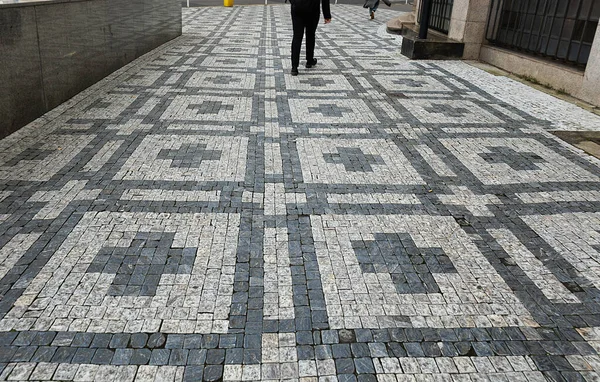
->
xmin=366 ymin=0 xmax=379 ymax=19
xmin=363 ymin=0 xmax=390 ymax=19
xmin=290 ymin=0 xmax=331 ymax=76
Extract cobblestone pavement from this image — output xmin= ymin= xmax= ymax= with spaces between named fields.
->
xmin=1 ymin=4 xmax=600 ymax=381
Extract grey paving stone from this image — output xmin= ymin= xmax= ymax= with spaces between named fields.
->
xmin=183 ymin=366 xmax=204 ymax=382
xmin=130 ymin=333 xmax=149 ymax=349
xmin=147 ymin=333 xmax=167 ymax=349
xmin=203 ymin=365 xmax=223 ymax=382
xmin=92 ymin=349 xmax=114 ymax=364
xmin=112 ymin=348 xmax=133 ymax=365
xmin=0 ymin=5 xmax=598 ymax=381
xmin=130 ymin=349 xmax=151 ymax=365
xmin=188 ymin=349 xmax=207 ymax=365
xmin=170 ymin=349 xmax=189 ymax=365
xmin=150 ymin=349 xmax=170 ymax=365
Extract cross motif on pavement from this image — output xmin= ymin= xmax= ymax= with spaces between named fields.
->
xmin=323 ymin=147 xmax=385 ymax=172
xmin=157 ymin=143 xmax=222 ymax=168
xmin=215 ymin=58 xmax=242 ymax=65
xmin=392 ymin=79 xmax=425 ymax=87
xmin=208 ymin=75 xmax=240 ymax=85
xmin=479 ymin=146 xmax=545 ymax=171
xmin=371 ymin=61 xmax=390 ymax=67
xmin=352 ymin=233 xmax=457 ymax=294
xmin=299 ymin=78 xmax=335 ymax=87
xmin=424 ymin=103 xmax=471 ymax=117
xmin=308 ymin=103 xmax=353 ymax=117
xmin=188 ymin=100 xmax=234 ymax=114
xmin=86 ymin=232 xmax=196 ymax=297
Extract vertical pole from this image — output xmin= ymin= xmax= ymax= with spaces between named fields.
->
xmin=419 ymin=0 xmax=432 ymax=39
xmin=187 ymin=0 xmax=189 ymax=7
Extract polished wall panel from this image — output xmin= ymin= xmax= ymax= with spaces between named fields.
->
xmin=0 ymin=0 xmax=182 ymax=139
xmin=0 ymin=6 xmax=45 ymax=138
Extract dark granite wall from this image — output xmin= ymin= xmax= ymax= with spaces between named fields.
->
xmin=0 ymin=0 xmax=182 ymax=139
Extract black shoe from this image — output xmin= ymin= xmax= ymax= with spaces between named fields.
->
xmin=291 ymin=68 xmax=299 ymax=76
xmin=305 ymin=59 xmax=318 ymax=68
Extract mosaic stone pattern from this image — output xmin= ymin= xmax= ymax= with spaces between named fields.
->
xmin=0 ymin=4 xmax=600 ymax=381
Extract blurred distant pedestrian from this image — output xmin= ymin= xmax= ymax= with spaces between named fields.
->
xmin=290 ymin=0 xmax=331 ymax=76
xmin=364 ymin=0 xmax=390 ymax=19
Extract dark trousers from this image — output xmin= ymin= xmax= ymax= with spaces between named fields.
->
xmin=291 ymin=10 xmax=320 ymax=69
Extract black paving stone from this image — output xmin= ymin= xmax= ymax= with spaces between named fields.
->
xmin=131 ymin=349 xmax=151 ymax=365
xmin=11 ymin=346 xmax=36 ymax=362
xmin=51 ymin=347 xmax=77 ymax=363
xmin=355 ymin=357 xmax=375 ymax=374
xmin=130 ymin=333 xmax=149 ymax=349
xmin=332 ymin=344 xmax=351 ymax=358
xmin=31 ymin=346 xmax=57 ymax=363
xmin=188 ymin=349 xmax=207 ymax=365
xmin=109 ymin=333 xmax=131 ymax=349
xmin=184 ymin=366 xmax=204 ymax=382
xmin=91 ymin=334 xmax=112 ymax=348
xmin=225 ymin=348 xmax=244 ymax=364
xmin=0 ymin=347 xmax=16 ymax=363
xmin=92 ymin=349 xmax=114 ymax=364
xmin=32 ymin=332 xmax=57 ymax=346
xmin=71 ymin=333 xmax=94 ymax=347
xmin=357 ymin=375 xmax=378 ymax=382
xmin=147 ymin=333 xmax=167 ymax=349
xmin=203 ymin=365 xmax=223 ymax=382
xmin=112 ymin=349 xmax=133 ymax=365
xmin=72 ymin=348 xmax=96 ymax=364
xmin=150 ymin=349 xmax=170 ymax=365
xmin=170 ymin=349 xmax=189 ymax=365
xmin=336 ymin=358 xmax=355 ymax=374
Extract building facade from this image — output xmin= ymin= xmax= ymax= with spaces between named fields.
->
xmin=414 ymin=0 xmax=600 ymax=107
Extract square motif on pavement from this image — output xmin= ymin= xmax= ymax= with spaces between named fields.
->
xmin=440 ymin=137 xmax=599 ymax=184
xmin=81 ymin=94 xmax=138 ymax=119
xmin=198 ymin=56 xmax=258 ymax=69
xmin=0 ymin=135 xmax=95 ymax=181
xmin=296 ymin=138 xmax=424 ymax=184
xmin=311 ymin=214 xmax=535 ymax=329
xmin=403 ymin=99 xmax=503 ymax=124
xmin=210 ymin=46 xmax=259 ymax=55
xmin=186 ymin=72 xmax=256 ymax=89
xmin=160 ymin=95 xmax=253 ymax=122
xmin=356 ymin=59 xmax=417 ymax=71
xmin=0 ymin=212 xmax=239 ymax=334
xmin=372 ymin=74 xmax=451 ymax=93
xmin=521 ymin=212 xmax=600 ymax=292
xmin=114 ymin=134 xmax=248 ymax=182
xmin=284 ymin=74 xmax=354 ymax=91
xmin=288 ymin=99 xmax=379 ymax=124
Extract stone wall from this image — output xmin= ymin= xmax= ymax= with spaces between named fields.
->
xmin=0 ymin=0 xmax=182 ymax=139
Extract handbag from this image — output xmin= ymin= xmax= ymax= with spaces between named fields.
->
xmin=382 ymin=0 xmax=392 ymax=6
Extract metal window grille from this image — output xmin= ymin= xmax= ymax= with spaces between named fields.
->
xmin=486 ymin=0 xmax=599 ymax=67
xmin=418 ymin=0 xmax=454 ymax=34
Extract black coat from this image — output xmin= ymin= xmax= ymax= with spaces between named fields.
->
xmin=291 ymin=0 xmax=331 ymax=19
